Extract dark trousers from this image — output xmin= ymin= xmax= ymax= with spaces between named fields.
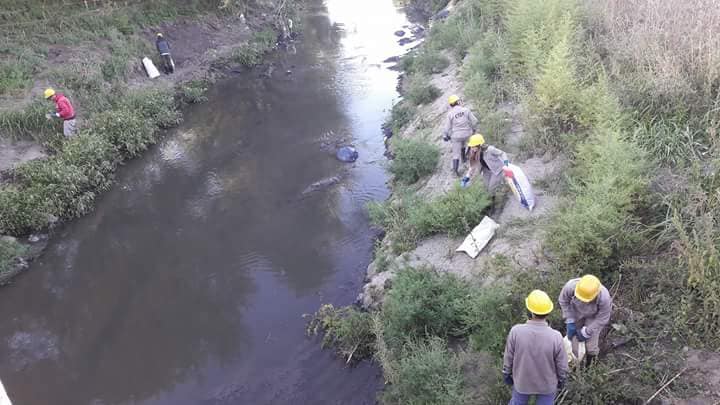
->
xmin=160 ymin=53 xmax=175 ymax=74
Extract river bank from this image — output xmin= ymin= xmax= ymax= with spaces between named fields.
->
xmin=0 ymin=1 xmax=419 ymax=403
xmin=0 ymin=0 xmax=302 ymax=283
xmin=311 ymin=0 xmax=720 ymax=403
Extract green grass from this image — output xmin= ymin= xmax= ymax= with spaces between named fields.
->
xmin=389 ymin=139 xmax=439 ymax=184
xmin=368 ymin=182 xmax=491 ymax=253
xmin=0 ymin=237 xmax=28 ymax=276
xmin=405 ymin=75 xmax=441 ymax=106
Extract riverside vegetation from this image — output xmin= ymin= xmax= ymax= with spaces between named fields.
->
xmin=0 ymin=0 xmax=301 ymax=277
xmin=309 ymin=0 xmax=720 ymax=403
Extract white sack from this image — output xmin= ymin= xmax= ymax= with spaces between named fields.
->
xmin=456 ymin=216 xmax=499 ymax=258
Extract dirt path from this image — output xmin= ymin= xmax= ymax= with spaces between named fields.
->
xmin=359 ymin=59 xmax=566 ymax=308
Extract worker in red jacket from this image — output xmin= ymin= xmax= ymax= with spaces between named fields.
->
xmin=44 ymin=88 xmax=77 ymax=137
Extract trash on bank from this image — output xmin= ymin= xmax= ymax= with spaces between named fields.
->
xmin=456 ymin=216 xmax=499 ymax=258
xmin=505 ymin=163 xmax=535 ymax=211
xmin=142 ymin=57 xmax=161 ymax=79
xmin=336 ymin=146 xmax=359 ymax=162
xmin=564 ymin=336 xmax=586 ymax=366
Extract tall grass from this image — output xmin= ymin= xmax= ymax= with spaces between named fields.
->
xmin=389 ymin=139 xmax=439 ymax=185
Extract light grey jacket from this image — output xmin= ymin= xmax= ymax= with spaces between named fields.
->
xmin=559 ymin=278 xmax=613 ymax=337
xmin=482 ymin=145 xmax=509 ymax=175
xmin=503 ymin=319 xmax=569 ymax=395
xmin=442 ymin=105 xmax=478 ymax=140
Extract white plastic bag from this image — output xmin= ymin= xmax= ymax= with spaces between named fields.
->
xmin=456 ymin=216 xmax=499 ymax=258
xmin=142 ymin=57 xmax=161 ymax=79
xmin=563 ymin=336 xmax=586 ymax=366
xmin=0 ymin=377 xmax=12 ymax=405
xmin=505 ymin=164 xmax=535 ymax=211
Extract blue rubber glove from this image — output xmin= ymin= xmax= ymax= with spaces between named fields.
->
xmin=566 ymin=322 xmax=576 ymax=339
xmin=503 ymin=159 xmax=509 ymax=166
xmin=576 ymin=328 xmax=589 ymax=342
xmin=503 ymin=373 xmax=513 ymax=386
xmin=460 ymin=176 xmax=470 ymax=188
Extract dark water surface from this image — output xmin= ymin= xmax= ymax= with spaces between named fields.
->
xmin=0 ymin=1 xmax=414 ymax=403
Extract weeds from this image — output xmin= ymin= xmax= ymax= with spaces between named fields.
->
xmin=0 ymin=238 xmax=27 ymax=276
xmin=389 ymin=139 xmax=439 ymax=184
xmin=369 ymin=183 xmax=491 ymax=253
xmin=381 ymin=337 xmax=467 ymax=405
xmin=306 ymin=304 xmax=375 ymax=363
xmin=405 ymin=75 xmax=440 ymax=106
xmin=386 ymin=101 xmax=415 ymax=136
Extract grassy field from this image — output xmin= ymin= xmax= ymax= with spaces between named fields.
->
xmin=310 ymin=0 xmax=720 ymax=403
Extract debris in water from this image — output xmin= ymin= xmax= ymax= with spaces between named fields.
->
xmin=336 ymin=146 xmax=359 ymax=162
xmin=301 ymin=176 xmax=342 ymax=196
xmin=394 ymin=30 xmax=406 ymax=37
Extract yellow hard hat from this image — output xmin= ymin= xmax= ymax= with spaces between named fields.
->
xmin=448 ymin=95 xmax=460 ymax=105
xmin=575 ymin=275 xmax=602 ymax=303
xmin=44 ymin=88 xmax=55 ymax=99
xmin=525 ymin=290 xmax=554 ymax=315
xmin=467 ymin=134 xmax=485 ymax=147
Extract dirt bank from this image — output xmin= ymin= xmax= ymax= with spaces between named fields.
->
xmin=358 ymin=58 xmax=565 ymax=309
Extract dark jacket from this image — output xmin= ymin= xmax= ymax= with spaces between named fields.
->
xmin=156 ymin=38 xmax=171 ymax=55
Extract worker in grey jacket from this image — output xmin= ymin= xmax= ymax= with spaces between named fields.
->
xmin=460 ymin=134 xmax=512 ymax=191
xmin=503 ymin=290 xmax=568 ymax=405
xmin=442 ymin=95 xmax=478 ymax=176
xmin=559 ymin=274 xmax=613 ymax=366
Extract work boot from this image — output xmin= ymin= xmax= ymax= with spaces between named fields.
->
xmin=452 ymin=159 xmax=460 ymax=177
xmin=585 ymin=354 xmax=596 ymax=368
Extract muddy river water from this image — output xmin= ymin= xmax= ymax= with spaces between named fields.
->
xmin=0 ymin=1 xmax=415 ymax=403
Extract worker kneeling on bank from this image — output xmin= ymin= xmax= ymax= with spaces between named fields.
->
xmin=503 ymin=290 xmax=568 ymax=405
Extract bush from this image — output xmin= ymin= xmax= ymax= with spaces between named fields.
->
xmin=91 ymin=109 xmax=156 ymax=157
xmin=546 ymin=130 xmax=648 ymax=274
xmin=408 ymin=182 xmax=491 ymax=238
xmin=386 ymin=101 xmax=415 ymax=135
xmin=389 ymin=139 xmax=439 ymax=184
xmin=381 ymin=268 xmax=475 ymax=349
xmin=306 ymin=304 xmax=375 ymax=363
xmin=0 ymin=238 xmax=27 ymax=276
xmin=463 ymin=287 xmax=515 ymax=353
xmin=381 ymin=337 xmax=467 ymax=405
xmin=178 ymin=79 xmax=210 ymax=104
xmin=403 ymin=49 xmax=450 ymax=75
xmin=505 ymin=0 xmax=577 ymax=82
xmin=405 ymin=75 xmax=441 ymax=106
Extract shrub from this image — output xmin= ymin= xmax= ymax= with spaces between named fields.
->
xmin=368 ymin=197 xmax=419 ymax=253
xmin=463 ymin=287 xmax=515 ymax=353
xmin=389 ymin=139 xmax=439 ymax=184
xmin=117 ymin=87 xmax=181 ymax=129
xmin=381 ymin=268 xmax=475 ymax=349
xmin=381 ymin=337 xmax=467 ymax=405
xmin=91 ymin=108 xmax=156 ymax=157
xmin=404 ymin=49 xmax=450 ymax=75
xmin=505 ymin=0 xmax=577 ymax=82
xmin=387 ymin=101 xmax=415 ymax=135
xmin=306 ymin=304 xmax=375 ymax=363
xmin=546 ymin=130 xmax=648 ymax=274
xmin=178 ymin=79 xmax=210 ymax=104
xmin=232 ymin=44 xmax=263 ymax=66
xmin=407 ymin=182 xmax=491 ymax=238
xmin=405 ymin=75 xmax=441 ymax=106
xmin=0 ymin=237 xmax=27 ymax=276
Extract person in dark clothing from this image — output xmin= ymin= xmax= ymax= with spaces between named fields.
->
xmin=156 ymin=33 xmax=175 ymax=74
